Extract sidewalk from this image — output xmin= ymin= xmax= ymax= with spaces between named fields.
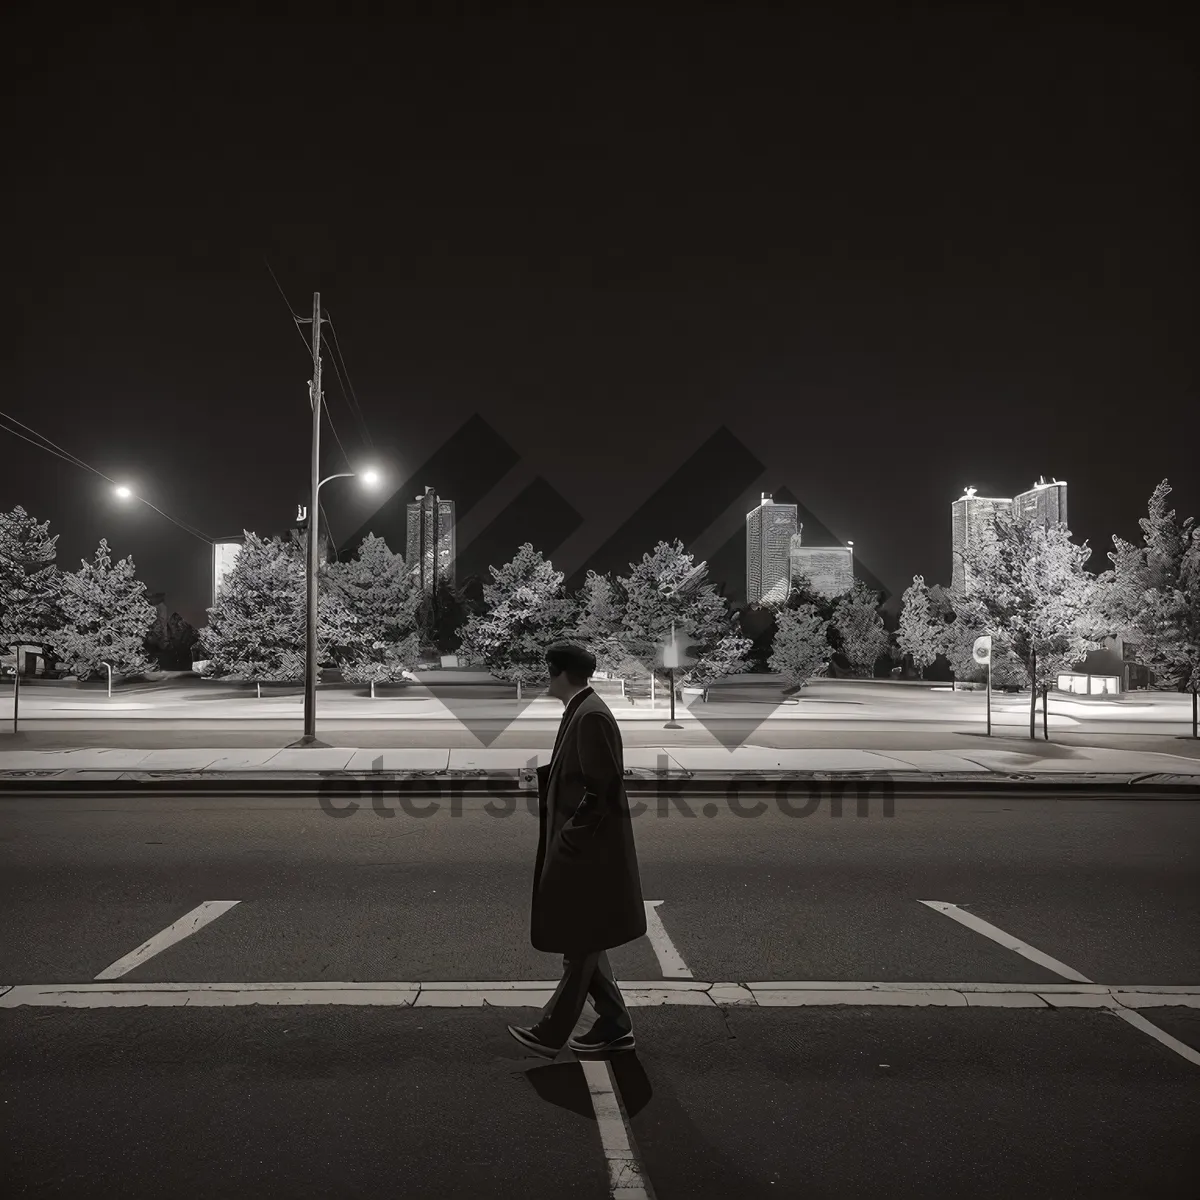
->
xmin=2 ymin=743 xmax=1198 ymax=786
xmin=8 ymin=680 xmax=1197 ymax=725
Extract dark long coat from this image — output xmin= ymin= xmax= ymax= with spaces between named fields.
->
xmin=530 ymin=688 xmax=646 ymax=953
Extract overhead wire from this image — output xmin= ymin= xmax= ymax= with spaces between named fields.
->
xmin=323 ymin=314 xmax=375 ymax=452
xmin=264 ymin=266 xmax=383 ymax=561
xmin=0 ymin=407 xmax=215 ymax=545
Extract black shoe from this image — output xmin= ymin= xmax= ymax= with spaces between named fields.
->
xmin=568 ymin=1023 xmax=636 ymax=1054
xmin=507 ymin=1023 xmax=564 ymax=1059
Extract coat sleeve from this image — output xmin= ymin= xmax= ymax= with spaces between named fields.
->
xmin=556 ymin=711 xmax=620 ymax=858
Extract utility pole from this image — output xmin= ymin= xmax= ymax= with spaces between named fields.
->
xmin=298 ymin=292 xmax=323 ymax=745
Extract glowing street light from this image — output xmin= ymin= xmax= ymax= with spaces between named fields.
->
xmin=114 ymin=484 xmax=134 ymax=499
xmin=315 ymin=468 xmax=382 ymax=495
xmin=293 ymin=464 xmax=386 ymax=747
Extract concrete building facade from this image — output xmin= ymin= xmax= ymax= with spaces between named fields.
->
xmin=746 ymin=494 xmax=798 ymax=605
xmin=789 ymin=535 xmax=854 ymax=599
xmin=951 ymin=489 xmax=1013 ymax=598
xmin=1013 ymin=477 xmax=1068 ymax=530
xmin=406 ymin=487 xmax=456 ymax=592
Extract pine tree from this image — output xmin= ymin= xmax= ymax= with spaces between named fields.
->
xmin=0 ymin=505 xmax=62 ymax=656
xmin=572 ymin=570 xmax=628 ymax=674
xmin=326 ymin=534 xmax=424 ymax=692
xmin=1098 ymin=480 xmax=1200 ymax=736
xmin=144 ymin=608 xmax=200 ymax=670
xmin=785 ymin=570 xmax=840 ymax=623
xmin=51 ymin=539 xmax=157 ymax=680
xmin=457 ymin=543 xmax=577 ymax=698
xmin=769 ymin=602 xmax=831 ymax=691
xmin=416 ymin=575 xmax=470 ymax=657
xmin=686 ymin=631 xmax=753 ymax=691
xmin=831 ymin=580 xmax=893 ymax=678
xmin=738 ymin=602 xmax=780 ymax=674
xmin=197 ymin=532 xmax=306 ymax=683
xmin=616 ymin=540 xmax=747 ymax=694
xmin=897 ymin=575 xmax=942 ymax=678
xmin=958 ymin=508 xmax=1104 ymax=739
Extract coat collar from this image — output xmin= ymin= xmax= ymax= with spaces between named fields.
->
xmin=550 ymin=685 xmax=595 ymax=773
xmin=562 ymin=685 xmax=594 ymax=721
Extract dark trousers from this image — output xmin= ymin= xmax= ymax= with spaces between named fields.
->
xmin=538 ymin=949 xmax=632 ymax=1044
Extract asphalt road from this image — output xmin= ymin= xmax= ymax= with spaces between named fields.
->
xmin=2 ymin=789 xmax=1198 ymax=1196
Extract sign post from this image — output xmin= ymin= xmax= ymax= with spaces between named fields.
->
xmin=973 ymin=635 xmax=993 ymax=736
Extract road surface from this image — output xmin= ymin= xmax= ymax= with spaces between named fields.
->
xmin=2 ymin=787 xmax=1198 ymax=1197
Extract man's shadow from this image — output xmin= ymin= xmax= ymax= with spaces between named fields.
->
xmin=517 ymin=1052 xmax=763 ymax=1194
xmin=520 ymin=1053 xmax=654 ymax=1120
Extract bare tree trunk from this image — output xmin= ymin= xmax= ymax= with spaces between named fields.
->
xmin=516 ymin=679 xmax=522 ymax=702
xmin=1042 ymin=684 xmax=1049 ymax=740
xmin=1193 ymin=687 xmax=1198 ymax=739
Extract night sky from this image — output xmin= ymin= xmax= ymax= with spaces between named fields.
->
xmin=6 ymin=5 xmax=1195 ymax=629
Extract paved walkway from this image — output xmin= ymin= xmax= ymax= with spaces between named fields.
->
xmin=3 ymin=743 xmax=1199 ymax=781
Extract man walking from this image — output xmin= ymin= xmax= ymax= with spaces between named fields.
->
xmin=507 ymin=642 xmax=646 ymax=1057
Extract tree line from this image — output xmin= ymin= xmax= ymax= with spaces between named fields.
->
xmin=2 ymin=479 xmax=1196 ymax=738
xmin=0 ymin=509 xmax=190 ymax=680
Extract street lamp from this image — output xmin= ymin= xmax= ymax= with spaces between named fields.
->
xmin=291 ymin=466 xmax=382 ymax=748
xmin=658 ymin=563 xmax=708 ymax=729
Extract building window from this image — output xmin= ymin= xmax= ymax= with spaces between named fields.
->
xmin=1056 ymin=674 xmax=1088 ymax=694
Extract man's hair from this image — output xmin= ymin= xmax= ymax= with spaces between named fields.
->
xmin=545 ymin=642 xmax=596 ymax=686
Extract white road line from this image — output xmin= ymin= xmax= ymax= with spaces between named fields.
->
xmin=919 ymin=901 xmax=1093 ymax=982
xmin=921 ymin=900 xmax=1200 ymax=1067
xmin=642 ymin=901 xmax=692 ymax=978
xmin=580 ymin=1058 xmax=656 ymax=1200
xmin=94 ymin=901 xmax=241 ymax=980
xmin=1107 ymin=1006 xmax=1200 ymax=1067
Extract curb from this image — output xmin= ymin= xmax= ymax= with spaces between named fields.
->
xmin=1 ymin=769 xmax=1197 ymax=797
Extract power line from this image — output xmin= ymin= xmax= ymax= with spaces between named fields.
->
xmin=1 ymin=409 xmax=99 ymax=476
xmin=321 ymin=393 xmax=352 ymax=471
xmin=0 ymin=417 xmax=93 ymax=474
xmin=264 ymin=257 xmax=312 ymax=355
xmin=323 ymin=315 xmax=374 ymax=452
xmin=0 ymin=407 xmax=215 ymax=545
xmin=261 ymin=271 xmax=362 ymax=561
xmin=321 ymin=331 xmax=371 ymax=456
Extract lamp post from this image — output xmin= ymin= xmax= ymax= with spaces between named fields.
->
xmin=657 ymin=562 xmax=707 ymax=728
xmin=663 ymin=620 xmax=684 ymax=730
xmin=289 ymin=466 xmax=382 ymax=748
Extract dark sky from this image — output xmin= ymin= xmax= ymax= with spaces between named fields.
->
xmin=6 ymin=4 xmax=1195 ymax=627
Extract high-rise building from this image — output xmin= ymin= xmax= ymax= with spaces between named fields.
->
xmin=746 ymin=493 xmax=798 ymax=605
xmin=951 ymin=488 xmax=1012 ymax=597
xmin=789 ymin=532 xmax=854 ymax=599
xmin=211 ymin=539 xmax=244 ymax=608
xmin=1013 ymin=477 xmax=1068 ymax=530
xmin=406 ymin=487 xmax=456 ymax=592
